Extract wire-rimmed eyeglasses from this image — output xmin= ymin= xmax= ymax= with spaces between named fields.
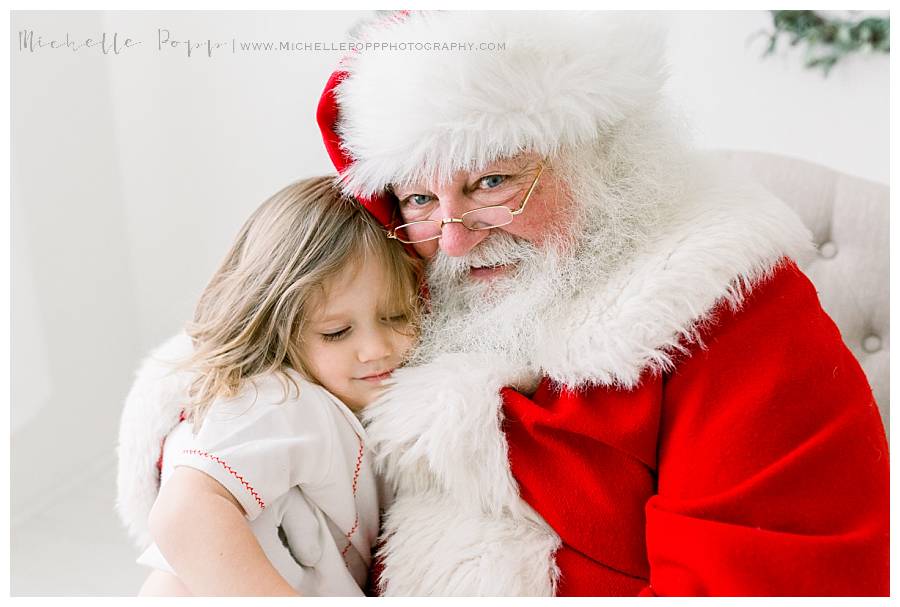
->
xmin=386 ymin=164 xmax=545 ymax=244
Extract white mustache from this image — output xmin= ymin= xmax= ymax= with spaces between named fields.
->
xmin=427 ymin=232 xmax=539 ymax=279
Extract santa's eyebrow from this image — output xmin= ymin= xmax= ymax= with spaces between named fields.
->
xmin=391 ymin=184 xmax=435 ymax=198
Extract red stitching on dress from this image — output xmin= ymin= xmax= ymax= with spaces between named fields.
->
xmin=342 ymin=435 xmax=365 ymax=560
xmin=351 ymin=437 xmax=364 ymax=496
xmin=341 ymin=513 xmax=360 ymax=558
xmin=182 ymin=449 xmax=266 ymax=510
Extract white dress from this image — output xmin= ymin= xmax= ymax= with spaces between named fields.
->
xmin=136 ymin=371 xmax=379 ymax=596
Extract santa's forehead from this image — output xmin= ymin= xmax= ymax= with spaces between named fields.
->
xmin=386 ymin=153 xmax=541 ymax=190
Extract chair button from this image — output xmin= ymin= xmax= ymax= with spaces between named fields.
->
xmin=819 ymin=241 xmax=838 ymax=259
xmin=862 ymin=335 xmax=882 ymax=353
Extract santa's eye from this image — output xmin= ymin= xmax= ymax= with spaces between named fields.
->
xmin=477 ymin=175 xmax=506 ymax=189
xmin=401 ymin=194 xmax=434 ymax=208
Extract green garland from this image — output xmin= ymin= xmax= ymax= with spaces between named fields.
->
xmin=761 ymin=10 xmax=890 ymax=75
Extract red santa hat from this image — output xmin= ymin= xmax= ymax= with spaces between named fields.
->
xmin=316 ymin=11 xmax=666 ymax=227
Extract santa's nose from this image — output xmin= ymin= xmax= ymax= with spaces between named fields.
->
xmin=437 ymin=221 xmax=488 ymax=257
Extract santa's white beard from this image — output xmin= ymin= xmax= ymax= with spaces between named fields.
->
xmin=411 ymin=187 xmax=651 ymax=371
xmin=411 ymin=231 xmax=563 ymax=370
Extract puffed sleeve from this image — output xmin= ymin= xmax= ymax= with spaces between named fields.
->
xmin=645 ymin=262 xmax=889 ymax=596
xmin=169 ymin=374 xmax=335 ymax=521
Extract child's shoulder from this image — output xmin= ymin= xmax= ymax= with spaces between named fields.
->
xmin=204 ymin=369 xmax=339 ymax=428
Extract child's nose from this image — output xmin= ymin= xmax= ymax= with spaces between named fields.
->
xmin=358 ymin=329 xmax=393 ymax=363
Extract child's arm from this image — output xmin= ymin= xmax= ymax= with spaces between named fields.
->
xmin=139 ymin=570 xmax=192 ymax=596
xmin=148 ymin=466 xmax=299 ymax=597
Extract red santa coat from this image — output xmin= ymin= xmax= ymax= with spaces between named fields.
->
xmin=503 ymin=261 xmax=889 ymax=596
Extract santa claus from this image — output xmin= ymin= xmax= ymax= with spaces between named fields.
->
xmin=314 ymin=11 xmax=889 ymax=596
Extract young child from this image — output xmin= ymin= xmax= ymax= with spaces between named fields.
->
xmin=116 ymin=176 xmax=421 ymax=596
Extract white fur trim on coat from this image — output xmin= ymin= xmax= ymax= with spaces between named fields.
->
xmin=534 ymin=155 xmax=814 ymax=388
xmin=363 ymin=354 xmax=560 ymax=596
xmin=335 ymin=11 xmax=666 ymax=197
xmin=115 ymin=332 xmax=194 ymax=550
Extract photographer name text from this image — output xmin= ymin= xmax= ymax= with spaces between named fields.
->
xmin=16 ymin=28 xmax=505 ymax=58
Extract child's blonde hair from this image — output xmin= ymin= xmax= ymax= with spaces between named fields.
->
xmin=182 ymin=176 xmax=421 ymax=426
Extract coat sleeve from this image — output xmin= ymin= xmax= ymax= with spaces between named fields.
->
xmin=115 ymin=331 xmax=196 ymax=550
xmin=645 ymin=262 xmax=889 ymax=596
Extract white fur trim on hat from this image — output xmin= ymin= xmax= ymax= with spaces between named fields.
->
xmin=335 ymin=11 xmax=667 ymax=196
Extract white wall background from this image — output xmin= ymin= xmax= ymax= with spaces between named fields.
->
xmin=10 ymin=9 xmax=889 ymax=593
xmin=664 ymin=11 xmax=888 ymax=185
xmin=11 ymin=10 xmax=366 ymax=524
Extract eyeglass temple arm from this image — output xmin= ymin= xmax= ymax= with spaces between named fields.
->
xmin=510 ymin=163 xmax=545 ymax=216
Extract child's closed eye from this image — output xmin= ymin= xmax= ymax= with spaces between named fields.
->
xmin=320 ymin=327 xmax=351 ymax=342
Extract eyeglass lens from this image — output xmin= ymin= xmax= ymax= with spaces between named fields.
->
xmin=394 ymin=206 xmax=514 ymax=243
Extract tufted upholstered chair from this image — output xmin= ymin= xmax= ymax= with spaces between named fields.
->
xmin=716 ymin=150 xmax=889 ymax=435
